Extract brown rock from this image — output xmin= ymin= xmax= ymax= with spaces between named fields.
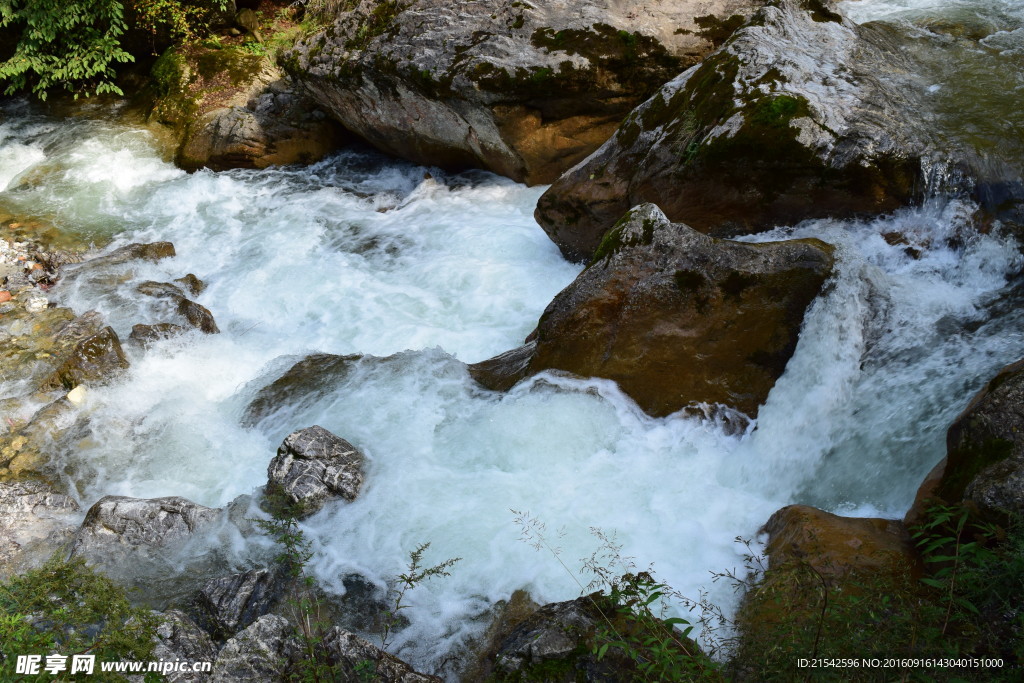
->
xmin=470 ymin=204 xmax=834 ymax=418
xmin=763 ymin=505 xmax=917 ymax=584
xmin=150 ymin=47 xmax=345 ymax=172
xmin=42 ymin=326 xmax=130 ymax=391
xmin=0 ymin=291 xmax=10 ymax=303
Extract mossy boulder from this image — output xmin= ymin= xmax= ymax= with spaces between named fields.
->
xmin=149 ymin=45 xmax=344 ymax=172
xmin=535 ymin=0 xmax=936 ymax=261
xmin=907 ymin=358 xmax=1024 ymax=523
xmin=470 ymin=204 xmax=834 ymax=419
xmin=284 ymin=0 xmax=766 ymax=185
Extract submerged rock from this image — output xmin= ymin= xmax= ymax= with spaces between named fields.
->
xmin=285 ymin=0 xmax=765 ymax=184
xmin=150 ymin=46 xmax=344 ymax=172
xmin=242 ymin=353 xmax=363 ymax=427
xmin=75 ymin=242 xmax=176 ymax=270
xmin=129 ymin=322 xmax=188 ymax=345
xmin=471 ymin=204 xmax=834 ymax=418
xmin=908 ymin=358 xmax=1024 ymax=522
xmin=267 ymin=425 xmax=365 ymax=518
xmin=536 ymin=0 xmax=936 ymax=261
xmin=191 ymin=568 xmax=288 ymax=641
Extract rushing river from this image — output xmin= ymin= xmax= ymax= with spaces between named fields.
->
xmin=1 ymin=0 xmax=1023 ymax=675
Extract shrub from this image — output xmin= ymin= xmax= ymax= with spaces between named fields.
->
xmin=0 ymin=556 xmax=157 ymax=681
xmin=0 ymin=0 xmax=227 ymax=99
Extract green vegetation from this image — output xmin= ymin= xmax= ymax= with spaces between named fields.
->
xmin=0 ymin=556 xmax=157 ymax=682
xmin=254 ymin=503 xmax=460 ymax=680
xmin=516 ymin=506 xmax=1023 ymax=682
xmin=0 ymin=0 xmax=227 ymax=99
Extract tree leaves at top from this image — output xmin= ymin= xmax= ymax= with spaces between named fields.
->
xmin=0 ymin=0 xmax=135 ymax=99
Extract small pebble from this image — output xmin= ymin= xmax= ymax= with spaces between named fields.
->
xmin=0 ymin=291 xmax=11 ymax=303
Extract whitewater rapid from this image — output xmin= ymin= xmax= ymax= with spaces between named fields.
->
xmin=0 ymin=0 xmax=1022 ymax=674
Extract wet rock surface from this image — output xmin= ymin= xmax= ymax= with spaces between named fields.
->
xmin=286 ymin=0 xmax=765 ymax=184
xmin=535 ymin=0 xmax=937 ymax=261
xmin=0 ymin=480 xmax=81 ymax=578
xmin=762 ymin=505 xmax=917 ymax=583
xmin=267 ymin=425 xmax=365 ymax=518
xmin=911 ymin=358 xmax=1024 ymax=521
xmin=69 ymin=496 xmax=222 ymax=567
xmin=137 ymin=280 xmax=220 ymax=334
xmin=472 ymin=204 xmax=834 ymax=418
xmin=210 ymin=614 xmax=440 ymax=682
xmin=190 ymin=567 xmax=288 ymax=641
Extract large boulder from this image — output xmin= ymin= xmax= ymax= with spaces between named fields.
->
xmin=68 ymin=496 xmax=223 ymax=596
xmin=907 ymin=359 xmax=1024 ymax=523
xmin=266 ymin=425 xmax=365 ymax=518
xmin=535 ymin=0 xmax=935 ymax=261
xmin=285 ymin=0 xmax=766 ymax=185
xmin=470 ymin=204 xmax=834 ymax=418
xmin=150 ymin=46 xmax=344 ymax=172
xmin=209 ymin=614 xmax=296 ymax=682
xmin=762 ymin=505 xmax=916 ymax=584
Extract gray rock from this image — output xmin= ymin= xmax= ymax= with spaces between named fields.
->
xmin=152 ymin=610 xmax=218 ymax=683
xmin=0 ymin=480 xmax=81 ymax=579
xmin=267 ymin=426 xmax=365 ymax=518
xmin=209 ymin=614 xmax=295 ymax=682
xmin=285 ymin=0 xmax=766 ymax=185
xmin=191 ymin=568 xmax=287 ymax=641
xmin=921 ymin=358 xmax=1024 ymax=520
xmin=319 ymin=626 xmax=441 ymax=682
xmin=471 ymin=204 xmax=834 ymax=418
xmin=489 ymin=595 xmax=655 ymax=681
xmin=535 ymin=0 xmax=940 ymax=261
xmin=210 ymin=615 xmax=440 ymax=682
xmin=69 ymin=495 xmax=221 ymax=564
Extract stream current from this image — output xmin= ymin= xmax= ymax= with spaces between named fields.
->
xmin=1 ymin=0 xmax=1023 ymax=674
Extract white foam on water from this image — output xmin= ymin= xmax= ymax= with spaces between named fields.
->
xmin=3 ymin=101 xmax=1024 ymax=675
